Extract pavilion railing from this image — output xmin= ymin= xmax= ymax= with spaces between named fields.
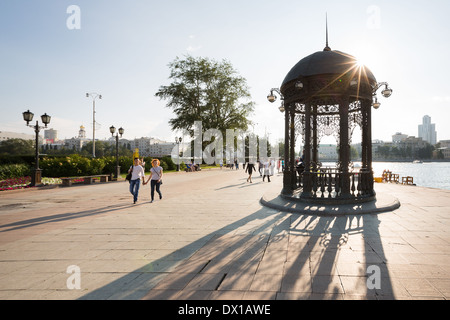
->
xmin=297 ymin=167 xmax=375 ymax=202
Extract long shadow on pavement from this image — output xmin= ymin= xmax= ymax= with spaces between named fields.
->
xmin=0 ymin=203 xmax=139 ymax=233
xmin=78 ymin=203 xmax=394 ymax=300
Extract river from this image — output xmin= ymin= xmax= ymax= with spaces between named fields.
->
xmin=321 ymin=161 xmax=450 ymax=191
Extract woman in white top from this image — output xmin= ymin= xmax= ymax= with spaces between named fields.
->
xmin=263 ymin=160 xmax=271 ymax=182
xmin=144 ymin=159 xmax=163 ymax=203
xmin=128 ymin=158 xmax=146 ymax=204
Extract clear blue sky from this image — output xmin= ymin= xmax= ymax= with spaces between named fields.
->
xmin=1 ymin=0 xmax=449 ymax=146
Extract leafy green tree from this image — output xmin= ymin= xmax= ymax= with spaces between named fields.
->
xmin=156 ymin=56 xmax=255 ymax=138
xmin=0 ymin=139 xmax=35 ymax=155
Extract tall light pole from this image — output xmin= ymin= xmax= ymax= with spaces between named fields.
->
xmin=175 ymin=137 xmax=182 ymax=171
xmin=22 ymin=110 xmax=51 ymax=187
xmin=86 ymin=93 xmax=102 ymax=158
xmin=110 ymin=125 xmax=124 ymax=179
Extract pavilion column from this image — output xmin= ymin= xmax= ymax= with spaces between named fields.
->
xmin=361 ymin=101 xmax=367 ymax=169
xmin=289 ymin=105 xmax=296 ymax=191
xmin=361 ymin=99 xmax=371 ymax=170
xmin=282 ymin=104 xmax=292 ymax=194
xmin=339 ymin=96 xmax=351 ymax=198
xmin=302 ymin=102 xmax=312 ymax=197
xmin=312 ymin=105 xmax=318 ymax=166
xmin=366 ymin=99 xmax=375 ymax=195
xmin=366 ymin=100 xmax=373 ymax=172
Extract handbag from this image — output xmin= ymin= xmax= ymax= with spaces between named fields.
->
xmin=126 ymin=166 xmax=133 ymax=181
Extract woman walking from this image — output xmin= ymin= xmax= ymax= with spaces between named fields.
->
xmin=128 ymin=158 xmax=146 ymax=204
xmin=144 ymin=159 xmax=163 ymax=203
xmin=263 ymin=160 xmax=271 ymax=182
xmin=245 ymin=162 xmax=256 ymax=183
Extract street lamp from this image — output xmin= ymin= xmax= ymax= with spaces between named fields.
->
xmin=372 ymin=82 xmax=393 ymax=109
xmin=86 ymin=92 xmax=102 ymax=158
xmin=22 ymin=110 xmax=51 ymax=187
xmin=175 ymin=137 xmax=182 ymax=171
xmin=267 ymin=88 xmax=284 ymax=104
xmin=110 ymin=125 xmax=124 ymax=179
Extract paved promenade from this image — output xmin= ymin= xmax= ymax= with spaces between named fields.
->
xmin=0 ymin=168 xmax=449 ymax=300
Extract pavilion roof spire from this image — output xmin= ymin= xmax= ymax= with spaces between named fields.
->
xmin=324 ymin=13 xmax=331 ymax=51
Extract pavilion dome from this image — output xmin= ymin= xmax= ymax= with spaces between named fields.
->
xmin=281 ymin=48 xmax=377 ymax=91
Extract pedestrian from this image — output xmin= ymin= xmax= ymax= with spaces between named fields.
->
xmin=270 ymin=158 xmax=275 ymax=176
xmin=263 ymin=160 xmax=271 ymax=182
xmin=128 ymin=158 xmax=146 ymax=204
xmin=245 ymin=162 xmax=256 ymax=183
xmin=219 ymin=159 xmax=223 ymax=169
xmin=258 ymin=160 xmax=262 ymax=176
xmin=144 ymin=159 xmax=163 ymax=203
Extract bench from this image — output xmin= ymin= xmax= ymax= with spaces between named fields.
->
xmin=402 ymin=176 xmax=414 ymax=185
xmin=382 ymin=172 xmax=399 ymax=183
xmin=185 ymin=164 xmax=201 ymax=172
xmin=61 ymin=174 xmax=112 ymax=187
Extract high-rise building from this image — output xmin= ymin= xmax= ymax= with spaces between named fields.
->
xmin=418 ymin=115 xmax=437 ymax=145
xmin=44 ymin=128 xmax=58 ymax=143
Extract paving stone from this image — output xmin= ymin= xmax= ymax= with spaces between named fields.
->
xmin=0 ymin=170 xmax=449 ymax=300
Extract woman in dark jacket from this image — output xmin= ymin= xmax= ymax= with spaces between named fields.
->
xmin=245 ymin=162 xmax=256 ymax=183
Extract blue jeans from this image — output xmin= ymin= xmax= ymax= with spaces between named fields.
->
xmin=129 ymin=179 xmax=140 ymax=202
xmin=150 ymin=180 xmax=162 ymax=201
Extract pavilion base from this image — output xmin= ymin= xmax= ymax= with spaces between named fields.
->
xmin=287 ymin=189 xmax=376 ymax=205
xmin=260 ymin=189 xmax=400 ymax=216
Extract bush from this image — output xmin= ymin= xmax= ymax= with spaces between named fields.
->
xmin=161 ymin=156 xmax=176 ymax=171
xmin=40 ymin=155 xmax=107 ymax=177
xmin=0 ymin=164 xmax=31 ymax=180
xmin=3 ymin=154 xmax=138 ymax=178
xmin=119 ymin=156 xmax=133 ymax=174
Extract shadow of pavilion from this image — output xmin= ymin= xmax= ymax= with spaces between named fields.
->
xmin=79 ymin=204 xmax=394 ymax=300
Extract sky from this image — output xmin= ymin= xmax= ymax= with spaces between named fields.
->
xmin=1 ymin=0 xmax=449 ymax=147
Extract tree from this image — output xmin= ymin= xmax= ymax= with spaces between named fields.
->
xmin=156 ymin=56 xmax=255 ymax=138
xmin=0 ymin=139 xmax=35 ymax=155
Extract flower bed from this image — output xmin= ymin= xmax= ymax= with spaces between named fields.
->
xmin=0 ymin=176 xmax=32 ymax=191
xmin=0 ymin=177 xmax=66 ymax=191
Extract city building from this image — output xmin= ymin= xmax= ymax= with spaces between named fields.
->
xmin=64 ymin=125 xmax=90 ymax=151
xmin=437 ymin=140 xmax=450 ymax=159
xmin=318 ymin=144 xmax=338 ymax=160
xmin=116 ymin=137 xmax=176 ymax=158
xmin=44 ymin=128 xmax=58 ymax=144
xmin=418 ymin=115 xmax=437 ymax=145
xmin=392 ymin=132 xmax=407 ymax=144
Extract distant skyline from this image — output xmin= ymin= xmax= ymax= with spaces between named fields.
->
xmin=1 ymin=1 xmax=449 ymax=147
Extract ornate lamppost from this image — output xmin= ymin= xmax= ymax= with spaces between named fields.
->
xmin=372 ymin=82 xmax=393 ymax=109
xmin=267 ymin=88 xmax=292 ymax=193
xmin=22 ymin=110 xmax=51 ymax=187
xmin=175 ymin=137 xmax=182 ymax=171
xmin=109 ymin=125 xmax=124 ymax=179
xmin=86 ymin=92 xmax=102 ymax=158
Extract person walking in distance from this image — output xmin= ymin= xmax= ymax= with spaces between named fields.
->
xmin=245 ymin=162 xmax=256 ymax=183
xmin=263 ymin=159 xmax=271 ymax=182
xmin=144 ymin=159 xmax=163 ymax=203
xmin=128 ymin=158 xmax=146 ymax=204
